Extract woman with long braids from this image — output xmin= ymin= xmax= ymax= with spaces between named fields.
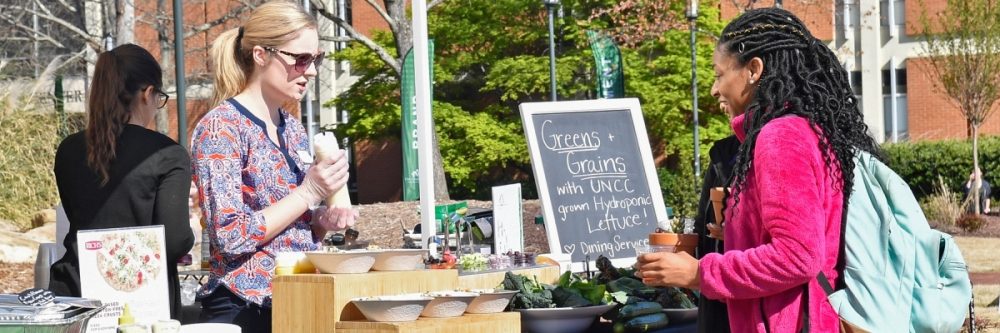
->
xmin=635 ymin=8 xmax=881 ymax=332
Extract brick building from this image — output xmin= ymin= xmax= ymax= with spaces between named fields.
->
xmin=723 ymin=0 xmax=1000 ymax=142
xmin=116 ymin=0 xmax=367 ymax=142
xmin=90 ymin=0 xmax=992 ymax=202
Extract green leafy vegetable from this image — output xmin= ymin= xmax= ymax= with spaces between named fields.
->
xmin=504 ymin=271 xmax=610 ymax=309
xmin=503 ymin=271 xmax=554 ymax=309
xmin=552 ymin=286 xmax=592 ymax=307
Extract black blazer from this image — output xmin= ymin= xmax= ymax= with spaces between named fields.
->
xmin=49 ymin=124 xmax=194 ymax=319
xmin=694 ymin=135 xmax=740 ymax=333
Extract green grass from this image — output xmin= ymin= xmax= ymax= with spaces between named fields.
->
xmin=958 ymin=237 xmax=1000 ymax=273
xmin=958 ymin=237 xmax=1000 ymax=332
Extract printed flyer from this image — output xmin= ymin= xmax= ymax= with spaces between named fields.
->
xmin=78 ymin=225 xmax=169 ymax=331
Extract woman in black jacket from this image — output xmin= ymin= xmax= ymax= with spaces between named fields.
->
xmin=49 ymin=43 xmax=194 ymax=319
xmin=693 ymin=134 xmax=740 ymax=333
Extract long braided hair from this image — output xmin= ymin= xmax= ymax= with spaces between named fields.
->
xmin=720 ymin=8 xmax=881 ymax=211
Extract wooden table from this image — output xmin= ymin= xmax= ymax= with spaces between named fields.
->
xmin=272 ymin=265 xmax=560 ymax=333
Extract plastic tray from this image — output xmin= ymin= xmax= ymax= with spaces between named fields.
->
xmin=0 ymin=295 xmax=104 ymax=333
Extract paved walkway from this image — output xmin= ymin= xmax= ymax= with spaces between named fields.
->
xmin=971 ymin=272 xmax=1000 ymax=285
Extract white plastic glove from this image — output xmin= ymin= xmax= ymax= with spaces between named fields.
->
xmin=292 ymin=149 xmax=348 ymax=207
xmin=314 ymin=205 xmax=359 ymax=231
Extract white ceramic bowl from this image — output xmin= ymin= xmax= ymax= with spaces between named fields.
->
xmin=372 ymin=249 xmax=427 ymax=271
xmin=420 ymin=291 xmax=478 ymax=318
xmin=465 ymin=289 xmax=518 ymax=314
xmin=517 ymin=304 xmax=614 ymax=333
xmin=351 ymin=295 xmax=434 ymax=322
xmin=179 ymin=323 xmax=241 ymax=333
xmin=304 ymin=250 xmax=377 ymax=274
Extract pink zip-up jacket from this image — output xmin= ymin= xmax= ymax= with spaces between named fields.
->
xmin=698 ymin=114 xmax=843 ymax=333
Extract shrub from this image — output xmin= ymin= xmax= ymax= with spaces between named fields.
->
xmin=956 ymin=213 xmax=987 ymax=232
xmin=884 ymin=137 xmax=1000 ymax=201
xmin=658 ymin=166 xmax=699 ymax=220
xmin=920 ymin=176 xmax=968 ymax=227
xmin=0 ymin=65 xmax=83 ymax=230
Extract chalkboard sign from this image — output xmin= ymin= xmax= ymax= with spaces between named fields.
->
xmin=520 ymin=98 xmax=666 ymax=267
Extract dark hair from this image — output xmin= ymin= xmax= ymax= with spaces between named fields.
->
xmin=86 ymin=43 xmax=163 ymax=185
xmin=718 ymin=8 xmax=882 ymax=210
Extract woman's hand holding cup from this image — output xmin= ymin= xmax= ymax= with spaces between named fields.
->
xmin=633 ymin=245 xmax=701 ymax=290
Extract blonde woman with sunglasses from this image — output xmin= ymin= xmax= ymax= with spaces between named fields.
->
xmin=190 ymin=2 xmax=355 ymax=331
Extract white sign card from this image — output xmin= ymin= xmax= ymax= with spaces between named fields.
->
xmin=520 ymin=98 xmax=667 ymax=272
xmin=78 ymin=225 xmax=170 ymax=331
xmin=491 ymin=183 xmax=524 ymax=254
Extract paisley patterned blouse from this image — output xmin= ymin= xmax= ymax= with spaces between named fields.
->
xmin=191 ymin=98 xmax=318 ymax=307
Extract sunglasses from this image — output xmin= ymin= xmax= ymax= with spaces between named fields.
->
xmin=263 ymin=46 xmax=325 ymax=72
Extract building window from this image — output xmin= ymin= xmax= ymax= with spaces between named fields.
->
xmin=879 ymin=0 xmax=905 ymax=36
xmin=881 ymin=69 xmax=906 ymax=94
xmin=840 ymin=0 xmax=858 ymax=29
xmin=883 ymin=68 xmax=908 ymax=142
xmin=883 ymin=94 xmax=908 ymax=141
xmin=850 ymin=70 xmax=862 ymax=95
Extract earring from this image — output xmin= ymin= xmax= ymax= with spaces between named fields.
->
xmin=749 ymin=79 xmax=755 ymax=84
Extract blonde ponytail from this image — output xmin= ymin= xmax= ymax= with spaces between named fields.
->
xmin=209 ymin=1 xmax=317 ymax=106
xmin=210 ymin=28 xmax=250 ymax=106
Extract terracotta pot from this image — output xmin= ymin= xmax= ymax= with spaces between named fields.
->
xmin=709 ymin=187 xmax=727 ymax=224
xmin=649 ymin=233 xmax=699 ymax=257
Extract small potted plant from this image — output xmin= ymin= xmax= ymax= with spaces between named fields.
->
xmin=649 ymin=212 xmax=699 ymax=257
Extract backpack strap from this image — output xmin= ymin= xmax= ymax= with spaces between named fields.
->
xmin=817 ymin=271 xmax=835 ymax=296
xmin=801 ymin=283 xmax=810 ymax=333
xmin=815 ymin=170 xmax=852 ymax=296
xmin=835 ymin=189 xmax=849 ymax=291
xmin=817 ymin=198 xmax=847 ymax=296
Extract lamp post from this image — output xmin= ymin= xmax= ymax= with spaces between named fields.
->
xmin=688 ymin=0 xmax=700 ymax=182
xmin=543 ymin=0 xmax=559 ymax=101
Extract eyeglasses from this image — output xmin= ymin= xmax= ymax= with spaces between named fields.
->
xmin=155 ymin=90 xmax=169 ymax=109
xmin=263 ymin=46 xmax=325 ymax=72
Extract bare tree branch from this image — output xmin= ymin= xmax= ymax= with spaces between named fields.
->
xmin=183 ymin=5 xmax=252 ymax=39
xmin=428 ymin=0 xmax=446 ymax=10
xmin=320 ymin=36 xmax=354 ymax=43
xmin=0 ymin=13 xmax=67 ymax=49
xmin=363 ymin=0 xmax=397 ymax=31
xmin=54 ymin=0 xmax=77 ymax=13
xmin=51 ymin=47 xmax=87 ymax=73
xmin=0 ymin=2 xmax=102 ymax=52
xmin=311 ymin=0 xmax=401 ymax=74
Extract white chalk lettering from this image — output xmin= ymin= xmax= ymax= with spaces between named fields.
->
xmin=557 ymin=202 xmax=590 ymax=222
xmin=541 ymin=120 xmax=601 ymax=152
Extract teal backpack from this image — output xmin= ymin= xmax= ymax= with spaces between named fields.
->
xmin=820 ymin=151 xmax=972 ymax=332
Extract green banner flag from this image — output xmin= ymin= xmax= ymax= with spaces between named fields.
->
xmin=401 ymin=40 xmax=434 ymax=201
xmin=586 ymin=30 xmax=625 ymax=98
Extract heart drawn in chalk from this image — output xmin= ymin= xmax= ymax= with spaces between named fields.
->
xmin=563 ymin=244 xmax=576 ymax=255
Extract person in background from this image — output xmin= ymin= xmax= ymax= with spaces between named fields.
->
xmin=635 ymin=7 xmax=882 ymax=332
xmin=692 ymin=134 xmax=739 ymax=333
xmin=50 ymin=43 xmax=194 ymax=319
xmin=190 ymin=2 xmax=356 ymax=332
xmin=964 ymin=167 xmax=991 ymax=214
